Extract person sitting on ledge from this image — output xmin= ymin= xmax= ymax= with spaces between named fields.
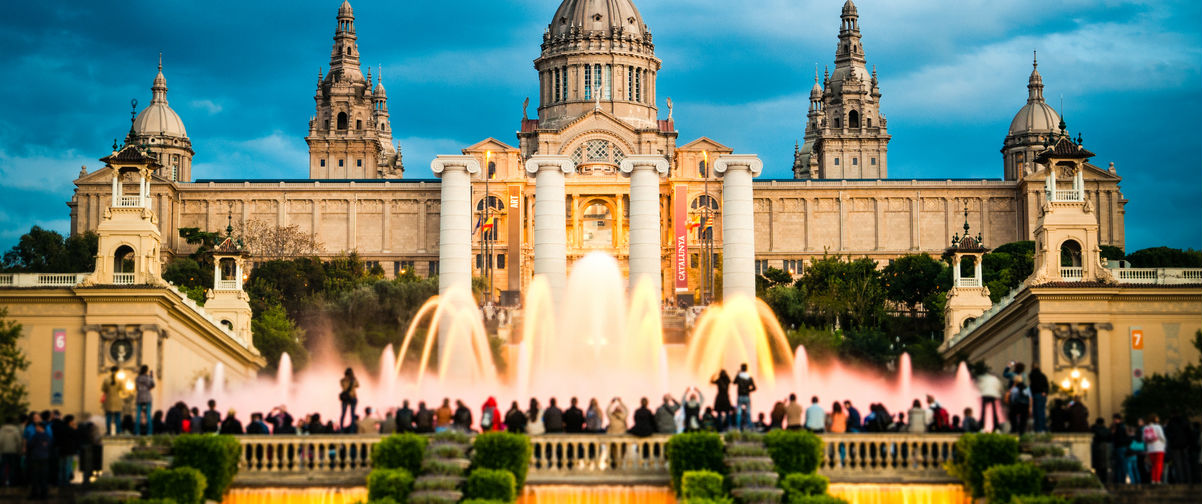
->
xmin=805 ymin=396 xmax=826 ymax=434
xmin=245 ymin=413 xmax=270 ymax=435
xmin=543 ymin=398 xmax=564 ymax=433
xmin=414 ymin=402 xmax=434 ymax=434
xmin=505 ymin=401 xmax=527 ymax=434
xmin=628 ymin=397 xmax=654 ymax=437
xmin=562 ymin=397 xmax=584 ymax=434
xmin=219 ymin=409 xmax=243 ymax=435
xmin=655 ymin=394 xmax=680 ymax=435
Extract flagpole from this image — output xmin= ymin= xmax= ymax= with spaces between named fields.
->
xmin=485 ymin=150 xmax=492 ymax=305
xmin=702 ymin=150 xmax=709 ymax=306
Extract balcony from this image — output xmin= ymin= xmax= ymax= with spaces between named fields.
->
xmin=1115 ymin=267 xmax=1202 ymax=285
xmin=1060 ymin=267 xmax=1084 ymax=280
xmin=0 ymin=273 xmax=89 ymax=287
xmin=113 ymin=273 xmax=136 ymax=285
xmin=113 ymin=195 xmax=145 ymax=208
xmin=1051 ymin=189 xmax=1083 ymax=202
xmin=216 ymin=279 xmax=240 ymax=290
xmin=956 ymin=277 xmax=981 ymax=288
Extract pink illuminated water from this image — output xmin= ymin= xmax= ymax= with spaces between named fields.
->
xmin=180 ymin=252 xmax=978 ymax=425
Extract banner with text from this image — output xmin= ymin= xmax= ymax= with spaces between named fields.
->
xmin=674 ymin=185 xmax=688 ymax=292
xmin=51 ymin=329 xmax=66 ymax=405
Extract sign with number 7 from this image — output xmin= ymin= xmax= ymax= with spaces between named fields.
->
xmin=1131 ymin=329 xmax=1144 ymax=350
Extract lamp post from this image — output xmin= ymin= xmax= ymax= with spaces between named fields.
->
xmin=1060 ymin=368 xmax=1091 ymax=397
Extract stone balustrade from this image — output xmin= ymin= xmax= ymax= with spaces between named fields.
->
xmin=101 ymin=432 xmax=1093 ymax=486
xmin=0 ymin=273 xmax=89 ymax=287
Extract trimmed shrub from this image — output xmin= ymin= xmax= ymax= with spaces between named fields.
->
xmin=171 ymin=434 xmax=240 ymax=501
xmin=366 ymin=468 xmax=415 ymax=502
xmin=128 ymin=500 xmax=179 ymax=504
xmin=111 ymin=460 xmax=159 ymax=476
xmin=725 ymin=443 xmax=769 ymax=457
xmin=729 ymin=472 xmax=777 ymax=488
xmin=945 ymin=433 xmax=1020 ymax=498
xmin=984 ymin=463 xmax=1045 ymax=504
xmin=430 ymin=443 xmax=466 ymax=458
xmin=731 ymin=487 xmax=785 ymax=504
xmin=413 ymin=475 xmax=461 ymax=491
xmin=763 ymin=430 xmax=824 ymax=476
xmin=1054 ymin=475 xmax=1102 ymax=490
xmin=780 ymin=473 xmax=829 ymax=501
xmin=90 ymin=476 xmax=143 ymax=491
xmin=373 ymin=433 xmax=427 ymax=474
xmin=408 ymin=495 xmax=460 ymax=504
xmin=433 ymin=430 xmax=472 ymax=443
xmin=724 ymin=430 xmax=764 ymax=443
xmin=728 ymin=458 xmax=774 ymax=473
xmin=1027 ymin=445 xmax=1065 ymax=458
xmin=1011 ymin=497 xmax=1069 ymax=504
xmin=682 ymin=470 xmax=725 ymax=499
xmin=148 ymin=467 xmax=207 ymax=504
xmin=471 ymin=432 xmax=533 ymax=490
xmin=667 ymin=432 xmax=727 ymax=494
xmin=1036 ymin=457 xmax=1083 ymax=472
xmin=422 ymin=457 xmax=467 ymax=476
xmin=464 ymin=468 xmax=516 ymax=503
xmin=366 ymin=498 xmax=399 ymax=504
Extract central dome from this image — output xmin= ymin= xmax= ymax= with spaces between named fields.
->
xmin=549 ymin=0 xmax=647 ymax=39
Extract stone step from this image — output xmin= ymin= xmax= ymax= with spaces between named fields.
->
xmin=407 ymin=489 xmax=463 ymax=503
xmin=731 ymin=486 xmax=784 ymax=504
xmin=413 ymin=474 xmax=465 ymax=492
xmin=727 ymin=456 xmax=775 ymax=473
xmin=728 ymin=470 xmax=779 ymax=488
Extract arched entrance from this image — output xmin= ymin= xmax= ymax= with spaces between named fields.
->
xmin=580 ymin=200 xmax=614 ymax=249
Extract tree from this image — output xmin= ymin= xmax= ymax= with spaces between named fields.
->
xmin=1100 ymin=245 xmax=1125 ymax=263
xmin=0 ymin=308 xmax=30 ymax=420
xmin=1 ymin=226 xmax=97 ymax=273
xmin=251 ymin=304 xmax=309 ymax=372
xmin=1122 ymin=330 xmax=1202 ymax=422
xmin=881 ymin=254 xmax=950 ymax=313
xmin=163 ymin=257 xmax=210 ymax=289
xmin=981 ymin=241 xmax=1035 ymax=302
xmin=756 ymin=267 xmax=794 ymax=296
xmin=1124 ymin=247 xmax=1202 ymax=268
xmin=235 ymin=219 xmax=323 ymax=261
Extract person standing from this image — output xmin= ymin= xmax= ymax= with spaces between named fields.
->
xmin=1126 ymin=424 xmax=1144 ymax=484
xmin=219 ymin=410 xmax=244 ymax=435
xmin=655 ymin=395 xmax=680 ymax=434
xmin=1144 ymin=414 xmax=1167 ymax=484
xmin=1165 ymin=411 xmax=1192 ymax=484
xmin=0 ymin=417 xmax=21 ymax=487
xmin=733 ymin=364 xmax=757 ymax=431
xmin=681 ymin=387 xmax=705 ymax=433
xmin=133 ymin=366 xmax=154 ymax=436
xmin=1109 ymin=414 xmax=1129 ymax=484
xmin=1028 ymin=363 xmax=1050 ymax=432
xmin=1007 ymin=378 xmax=1032 ymax=435
xmin=585 ymin=398 xmax=604 ymax=433
xmin=1090 ymin=417 xmax=1112 ymax=483
xmin=711 ymin=370 xmax=733 ymax=430
xmin=338 ymin=368 xmax=358 ymax=431
xmin=101 ymin=367 xmax=124 ymax=435
xmin=784 ymin=395 xmax=804 ymax=431
xmin=907 ymin=400 xmax=927 ymax=433
xmin=27 ymin=422 xmax=52 ymax=499
xmin=608 ymin=397 xmax=631 ymax=435
xmin=55 ymin=415 xmax=78 ymax=487
xmin=976 ymin=369 xmax=1003 ymax=432
xmin=804 ymin=396 xmax=827 ymax=434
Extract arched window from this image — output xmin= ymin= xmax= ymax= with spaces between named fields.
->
xmin=580 ymin=200 xmax=613 ymax=249
xmin=1060 ymin=240 xmax=1083 ymax=267
xmin=346 ymin=47 xmax=351 ymax=55
xmin=569 ymin=139 xmax=626 ymax=173
xmin=959 ymin=256 xmax=977 ymax=278
xmin=476 ymin=195 xmax=505 ymax=240
xmin=337 ymin=112 xmax=348 ymax=130
xmin=849 ymin=110 xmax=860 ymax=128
xmin=114 ymin=245 xmax=135 ymax=273
xmin=690 ymin=196 xmax=720 ymax=240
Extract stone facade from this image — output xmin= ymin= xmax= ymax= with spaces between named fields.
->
xmin=67 ymin=0 xmax=1126 ymax=303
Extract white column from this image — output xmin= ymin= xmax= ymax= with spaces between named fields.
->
xmin=953 ymin=256 xmax=962 ymax=286
xmin=431 ymin=156 xmax=481 ymax=295
xmin=714 ymin=155 xmax=763 ymax=301
xmin=525 ymin=155 xmax=575 ymax=302
xmin=620 ymin=155 xmax=669 ymax=298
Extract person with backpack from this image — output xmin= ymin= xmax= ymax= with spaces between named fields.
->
xmin=1144 ymin=414 xmax=1167 ymax=484
xmin=480 ymin=397 xmax=501 ymax=432
xmin=1125 ymin=424 xmax=1145 ymax=484
xmin=732 ymin=364 xmax=757 ymax=431
xmin=1007 ymin=377 xmax=1032 ymax=435
xmin=927 ymin=395 xmax=950 ymax=433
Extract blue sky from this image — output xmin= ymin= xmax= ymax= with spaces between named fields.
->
xmin=0 ymin=0 xmax=1198 ymax=252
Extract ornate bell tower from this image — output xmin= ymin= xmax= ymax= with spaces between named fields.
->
xmin=1030 ymin=135 xmax=1115 ymax=285
xmin=204 ymin=222 xmax=255 ymax=349
xmin=943 ymin=210 xmax=993 ymax=340
xmin=82 ymin=141 xmax=167 ymax=287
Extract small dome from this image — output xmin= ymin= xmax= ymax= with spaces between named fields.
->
xmin=338 ymin=0 xmax=353 ymax=16
xmin=548 ymin=0 xmax=647 ymax=39
xmin=133 ymin=66 xmax=187 ymax=138
xmin=810 ymin=80 xmax=823 ymax=100
xmin=842 ymin=0 xmax=858 ymax=16
xmin=373 ymin=80 xmax=386 ymax=95
xmin=1009 ymin=101 xmax=1060 ymax=136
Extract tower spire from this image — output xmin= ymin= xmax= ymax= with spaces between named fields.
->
xmin=1027 ymin=50 xmax=1045 ymax=103
xmin=151 ymin=55 xmax=168 ymax=105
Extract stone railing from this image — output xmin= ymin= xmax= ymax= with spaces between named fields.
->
xmin=216 ymin=279 xmax=240 ymax=290
xmin=1114 ymin=267 xmax=1202 ymax=285
xmin=114 ymin=195 xmax=147 ymax=208
xmin=113 ymin=273 xmax=136 ymax=285
xmin=0 ymin=273 xmax=89 ymax=287
xmin=1059 ymin=267 xmax=1084 ymax=280
xmin=1052 ymin=189 xmax=1083 ymax=202
xmin=956 ymin=277 xmax=981 ymax=288
xmin=101 ymin=432 xmax=1092 ymax=486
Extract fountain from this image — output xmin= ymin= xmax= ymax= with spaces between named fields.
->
xmin=185 ymin=252 xmax=978 ymax=429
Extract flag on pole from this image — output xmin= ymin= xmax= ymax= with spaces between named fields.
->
xmin=473 ymin=214 xmax=483 ymax=233
xmin=688 ymin=214 xmax=701 ymax=232
xmin=483 ymin=216 xmax=495 ymax=231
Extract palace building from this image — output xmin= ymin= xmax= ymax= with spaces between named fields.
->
xmin=67 ymin=0 xmax=1127 ymax=304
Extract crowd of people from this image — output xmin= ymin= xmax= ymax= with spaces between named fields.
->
xmin=1 ymin=410 xmax=103 ymax=500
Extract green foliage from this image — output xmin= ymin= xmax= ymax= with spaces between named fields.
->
xmin=1026 ymin=444 xmax=1066 ymax=458
xmin=758 ymin=267 xmax=795 ymax=295
xmin=0 ymin=308 xmax=30 ymax=421
xmin=1124 ymin=246 xmax=1202 ymax=268
xmin=171 ymin=434 xmax=241 ymax=501
xmin=1010 ymin=497 xmax=1069 ymax=504
xmin=1 ymin=226 xmax=97 ymax=273
xmin=413 ymin=475 xmax=461 ymax=491
xmin=1035 ymin=457 xmax=1082 ymax=472
xmin=731 ymin=487 xmax=786 ymax=503
xmin=666 ymin=432 xmax=726 ymax=494
xmin=764 ymin=285 xmax=806 ymax=330
xmin=729 ymin=472 xmax=777 ymax=487
xmin=1123 ymin=330 xmax=1202 ymax=421
xmin=682 ymin=470 xmax=725 ymax=499
xmin=78 ymin=497 xmax=172 ymax=504
xmin=981 ymin=241 xmax=1034 ymax=303
xmin=421 ymin=457 xmax=466 ymax=476
xmin=251 ymin=304 xmax=309 ymax=372
xmin=780 ymin=473 xmax=829 ymax=501
xmin=1099 ymin=245 xmax=1124 ymax=263
xmin=945 ymin=433 xmax=1020 ymax=498
xmin=882 ymin=253 xmax=950 ymax=312
xmin=784 ymin=496 xmax=848 ymax=504
xmin=432 ymin=429 xmax=472 ymax=443
xmin=681 ymin=498 xmax=735 ymax=504
xmin=984 ymin=463 xmax=1044 ymax=504
xmin=793 ymin=255 xmax=885 ymax=330
xmin=763 ymin=428 xmax=824 ymax=477
xmin=464 ymin=468 xmax=516 ymax=503
xmin=470 ymin=432 xmax=532 ymax=491
xmin=148 ymin=467 xmax=207 ymax=504
xmin=89 ymin=476 xmax=143 ymax=491
xmin=110 ymin=460 xmax=159 ymax=476
xmin=366 ymin=468 xmax=415 ymax=503
xmin=372 ymin=433 xmax=427 ymax=474
xmin=1053 ymin=475 xmax=1102 ymax=490
xmin=163 ymin=257 xmax=211 ymax=290
xmin=429 ymin=443 xmax=465 ymax=459
xmin=461 ymin=500 xmax=508 ymax=504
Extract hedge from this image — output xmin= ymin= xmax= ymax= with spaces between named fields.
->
xmin=471 ymin=432 xmax=532 ymax=491
xmin=945 ymin=432 xmax=1020 ymax=498
xmin=666 ymin=432 xmax=726 ymax=494
xmin=984 ymin=463 xmax=1045 ymax=504
xmin=1011 ymin=497 xmax=1069 ymax=504
xmin=366 ymin=468 xmax=415 ymax=502
xmin=148 ymin=467 xmax=207 ymax=504
xmin=464 ymin=468 xmax=517 ymax=503
xmin=681 ymin=498 xmax=735 ymax=504
xmin=780 ymin=473 xmax=829 ymax=502
xmin=682 ymin=470 xmax=725 ymax=499
xmin=373 ymin=433 xmax=428 ymax=474
xmin=171 ymin=434 xmax=241 ymax=501
xmin=763 ymin=430 xmax=824 ymax=477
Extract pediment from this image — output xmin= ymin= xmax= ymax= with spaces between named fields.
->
xmin=1027 ymin=161 xmax=1120 ymax=182
xmin=462 ymin=137 xmax=518 ymax=153
xmin=678 ymin=137 xmax=733 ymax=153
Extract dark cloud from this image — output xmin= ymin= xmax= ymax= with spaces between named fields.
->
xmin=0 ymin=0 xmax=1197 ymax=252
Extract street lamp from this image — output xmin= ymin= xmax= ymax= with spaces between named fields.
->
xmin=1060 ymin=368 xmax=1091 ymax=397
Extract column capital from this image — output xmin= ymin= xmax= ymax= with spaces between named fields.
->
xmin=619 ymin=155 xmax=669 ymax=176
xmin=524 ymin=155 xmax=575 ymax=176
xmin=431 ymin=155 xmax=481 ymax=178
xmin=713 ymin=155 xmax=763 ymax=177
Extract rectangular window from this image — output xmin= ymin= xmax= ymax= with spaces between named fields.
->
xmin=584 ymin=65 xmax=592 ymax=100
xmin=594 ymin=64 xmax=603 ymax=100
xmin=754 ymin=260 xmax=767 ymax=275
xmin=833 ymin=158 xmax=839 ymax=166
xmin=852 ymin=158 xmax=858 ymax=165
xmin=320 ymin=159 xmax=326 ymax=167
xmin=690 ymin=253 xmax=698 ymax=268
xmin=561 ymin=66 xmax=567 ymax=100
xmin=627 ymin=66 xmax=634 ymax=100
xmin=554 ymin=69 xmax=560 ymax=102
xmin=476 ymin=254 xmax=482 ymax=270
xmin=497 ymin=254 xmax=506 ymax=269
xmin=871 ymin=157 xmax=876 ymax=165
xmin=635 ymin=69 xmax=642 ymax=102
xmin=427 ymin=261 xmax=439 ymax=277
xmin=338 ymin=159 xmax=344 ymax=167
xmin=604 ymin=64 xmax=612 ymax=100
xmin=357 ymin=159 xmax=362 ymax=167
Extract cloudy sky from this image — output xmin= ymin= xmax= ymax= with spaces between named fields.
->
xmin=0 ymin=0 xmax=1198 ymax=252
